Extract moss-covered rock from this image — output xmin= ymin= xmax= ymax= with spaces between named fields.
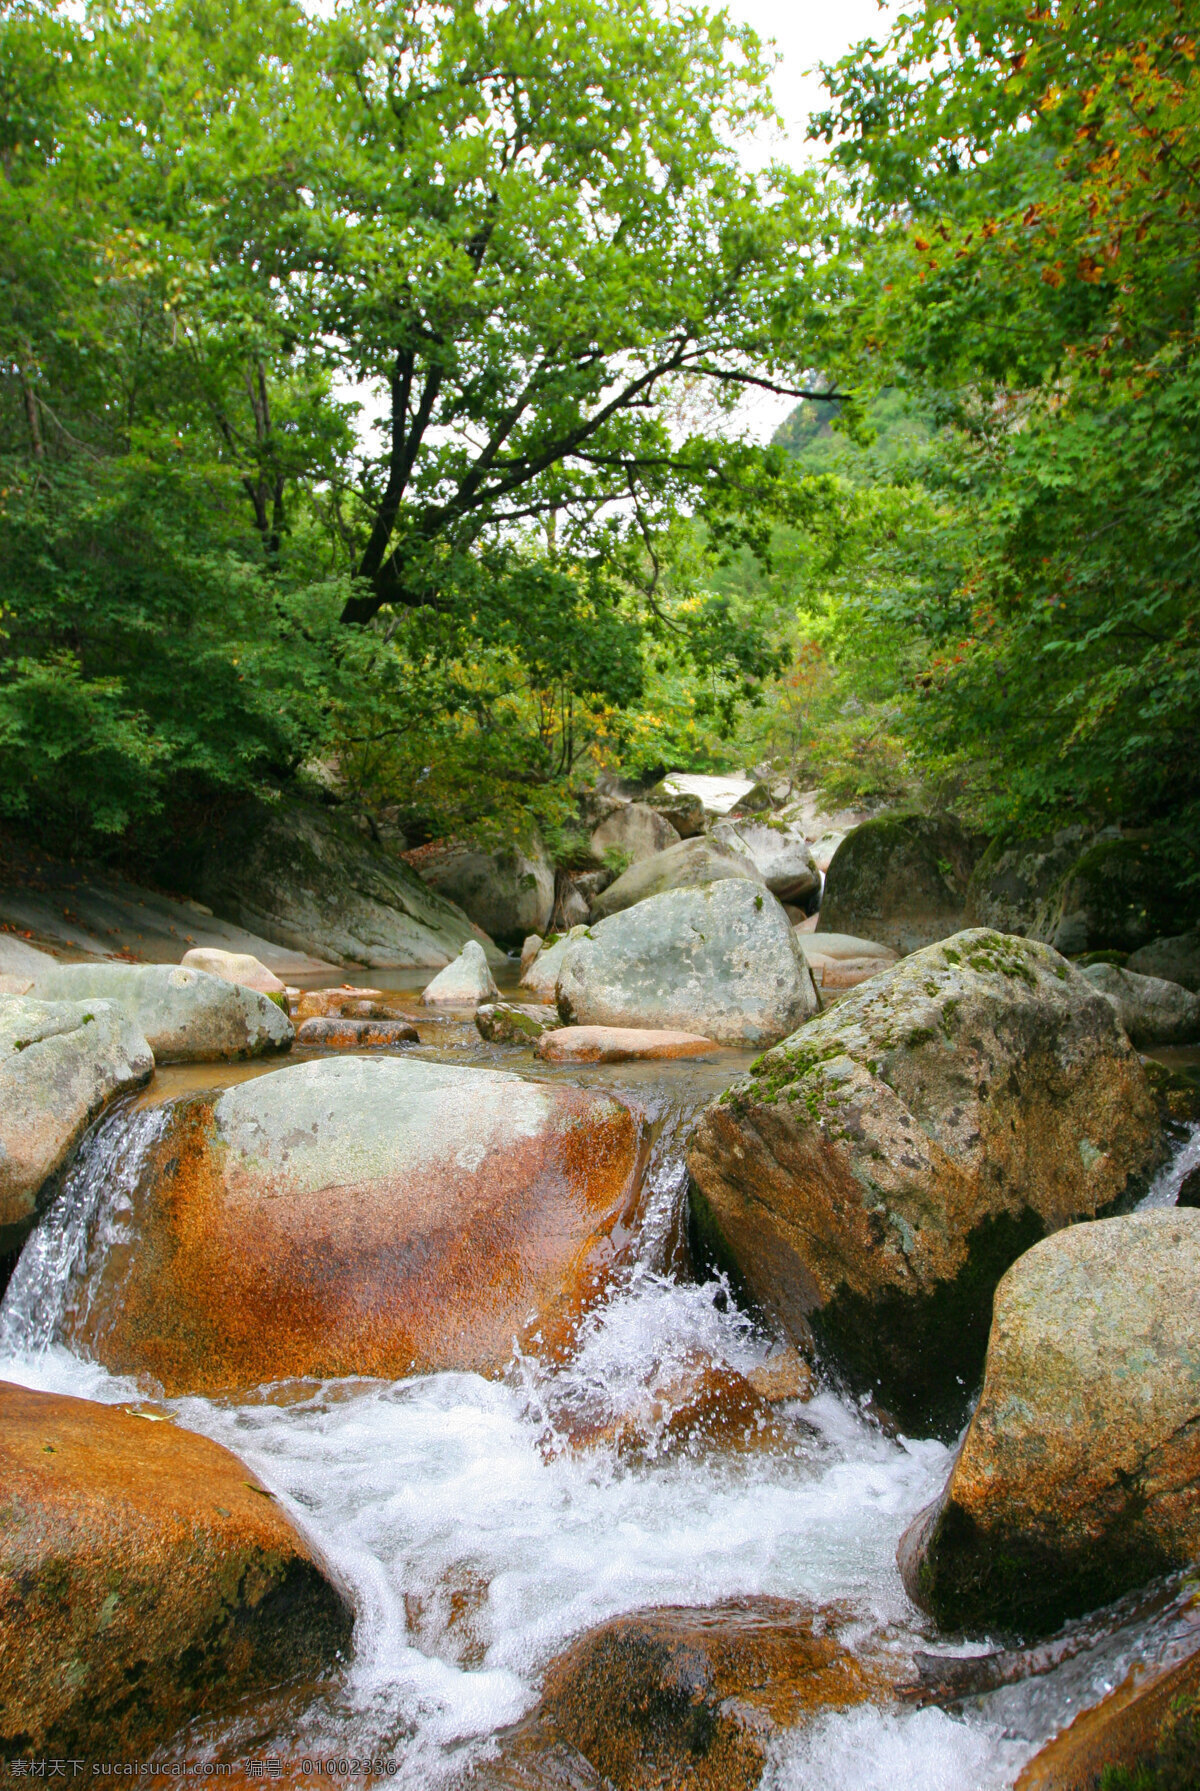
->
xmin=898 ymin=1211 xmax=1200 ymax=1638
xmin=0 ymin=1381 xmax=351 ymax=1758
xmin=686 ymin=930 xmax=1162 ymax=1436
xmin=819 ymin=811 xmax=985 ymax=955
xmin=1032 ymin=837 xmax=1198 ymax=957
xmin=965 ymin=828 xmax=1090 ymax=936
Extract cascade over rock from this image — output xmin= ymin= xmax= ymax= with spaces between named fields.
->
xmin=0 ymin=997 xmax=153 ymax=1251
xmin=32 ymin=961 xmax=293 ymax=1062
xmin=686 ymin=930 xmax=1162 ymax=1435
xmin=899 ymin=1211 xmax=1200 ymax=1637
xmin=66 ymin=1056 xmax=645 ymax=1394
xmin=0 ymin=1381 xmax=352 ymax=1759
xmin=556 ymin=879 xmax=818 ymax=1047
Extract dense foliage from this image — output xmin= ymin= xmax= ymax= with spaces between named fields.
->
xmin=0 ymin=0 xmax=827 ymax=858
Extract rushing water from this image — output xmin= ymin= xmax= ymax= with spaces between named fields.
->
xmin=2 ymin=1033 xmax=1197 ymax=1790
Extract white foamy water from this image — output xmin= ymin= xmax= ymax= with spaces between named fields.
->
xmin=4 ymin=1082 xmax=1197 ymax=1786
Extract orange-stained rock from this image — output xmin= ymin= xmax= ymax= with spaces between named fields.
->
xmin=1015 ymin=1626 xmax=1200 ymax=1790
xmin=294 ymin=986 xmax=409 ymax=1022
xmin=67 ymin=1056 xmax=646 ymax=1395
xmin=0 ymin=1381 xmax=351 ymax=1759
xmin=555 ymin=1352 xmax=789 ymax=1462
xmin=481 ymin=1598 xmax=911 ymax=1791
xmin=295 ymin=1016 xmax=419 ymax=1047
xmin=746 ymin=1346 xmax=815 ymax=1403
xmin=535 ymin=1025 xmax=717 ymax=1064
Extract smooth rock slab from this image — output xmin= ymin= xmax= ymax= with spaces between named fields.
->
xmin=1081 ymin=960 xmax=1200 ymax=1046
xmin=179 ymin=945 xmax=285 ymax=994
xmin=687 ymin=929 xmax=1163 ymax=1435
xmin=67 ymin=1056 xmax=645 ymax=1394
xmin=31 ymin=962 xmax=292 ymax=1063
xmin=591 ymin=836 xmax=764 ymax=922
xmin=295 ymin=1016 xmax=419 ymax=1047
xmin=0 ymin=1381 xmax=351 ymax=1758
xmin=535 ymin=1026 xmax=717 ymax=1064
xmin=557 ymin=879 xmax=818 ymax=1047
xmin=898 ymin=1210 xmax=1200 ymax=1636
xmin=0 ymin=998 xmax=153 ymax=1250
xmin=421 ymin=939 xmax=500 ymax=1004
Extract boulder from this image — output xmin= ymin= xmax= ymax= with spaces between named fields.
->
xmin=965 ymin=828 xmax=1090 ymax=936
xmin=711 ymin=819 xmax=820 ymax=905
xmin=818 ymin=812 xmax=984 ymax=955
xmin=590 ymin=802 xmax=681 ymax=865
xmin=488 ymin=1598 xmax=908 ymax=1791
xmin=294 ymin=986 xmax=410 ymax=1022
xmin=729 ymin=778 xmax=775 ymax=815
xmin=66 ymin=1056 xmax=645 ymax=1394
xmin=1015 ymin=1623 xmax=1200 ymax=1791
xmin=591 ymin=836 xmax=764 ymax=923
xmin=179 ymin=945 xmax=285 ymax=995
xmin=403 ymin=837 xmax=554 ymax=947
xmin=796 ymin=931 xmax=897 ymax=992
xmin=1080 ymin=962 xmax=1200 ymax=1046
xmin=644 ymin=784 xmax=706 ymax=838
xmin=295 ymin=1016 xmax=419 ymax=1047
xmin=686 ymin=930 xmax=1163 ymax=1436
xmin=1127 ymin=928 xmax=1200 ymax=992
xmin=535 ymin=1026 xmax=717 ymax=1064
xmin=191 ymin=796 xmax=503 ymax=969
xmin=520 ymin=934 xmax=544 ymax=978
xmin=0 ymin=998 xmax=153 ymax=1252
xmin=31 ymin=962 xmax=293 ymax=1063
xmin=557 ymin=880 xmax=818 ymax=1048
xmin=1031 ymin=835 xmax=1197 ymax=957
xmin=421 ymin=939 xmax=500 ymax=1005
xmin=521 ymin=925 xmax=588 ymax=1003
xmin=475 ymin=1001 xmax=556 ymax=1044
xmin=0 ymin=1381 xmax=351 ymax=1758
xmin=898 ymin=1210 xmax=1200 ymax=1636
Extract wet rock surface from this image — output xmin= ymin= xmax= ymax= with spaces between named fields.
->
xmin=484 ymin=1598 xmax=910 ymax=1791
xmin=68 ymin=1056 xmax=645 ymax=1394
xmin=687 ymin=929 xmax=1163 ymax=1434
xmin=0 ymin=997 xmax=153 ymax=1250
xmin=31 ymin=962 xmax=293 ymax=1063
xmin=294 ymin=1015 xmax=420 ymax=1047
xmin=476 ymin=1000 xmax=556 ymax=1043
xmin=0 ymin=1380 xmax=352 ymax=1759
xmin=818 ymin=812 xmax=984 ymax=955
xmin=557 ymin=879 xmax=818 ymax=1047
xmin=535 ymin=1026 xmax=717 ymax=1064
xmin=899 ymin=1211 xmax=1200 ymax=1637
xmin=591 ymin=836 xmax=764 ymax=921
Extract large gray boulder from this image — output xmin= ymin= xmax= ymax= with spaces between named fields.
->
xmin=556 ymin=879 xmax=818 ymax=1047
xmin=1081 ymin=962 xmax=1200 ymax=1047
xmin=403 ymin=838 xmax=554 ymax=947
xmin=686 ymin=930 xmax=1162 ymax=1435
xmin=818 ymin=812 xmax=984 ymax=955
xmin=1127 ymin=929 xmax=1200 ymax=992
xmin=898 ymin=1210 xmax=1200 ymax=1636
xmin=711 ymin=819 xmax=820 ymax=905
xmin=0 ymin=997 xmax=153 ymax=1251
xmin=590 ymin=802 xmax=680 ymax=864
xmin=64 ymin=1056 xmax=644 ymax=1393
xmin=192 ymin=798 xmax=503 ymax=969
xmin=591 ymin=836 xmax=764 ymax=922
xmin=965 ymin=828 xmax=1090 ymax=936
xmin=31 ymin=963 xmax=292 ymax=1063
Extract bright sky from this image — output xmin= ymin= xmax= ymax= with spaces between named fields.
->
xmin=720 ymin=0 xmax=892 ymax=438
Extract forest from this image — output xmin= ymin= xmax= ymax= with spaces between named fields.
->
xmin=0 ymin=0 xmax=1197 ymax=881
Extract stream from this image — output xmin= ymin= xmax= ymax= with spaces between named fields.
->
xmin=2 ymin=993 xmax=1197 ymax=1790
